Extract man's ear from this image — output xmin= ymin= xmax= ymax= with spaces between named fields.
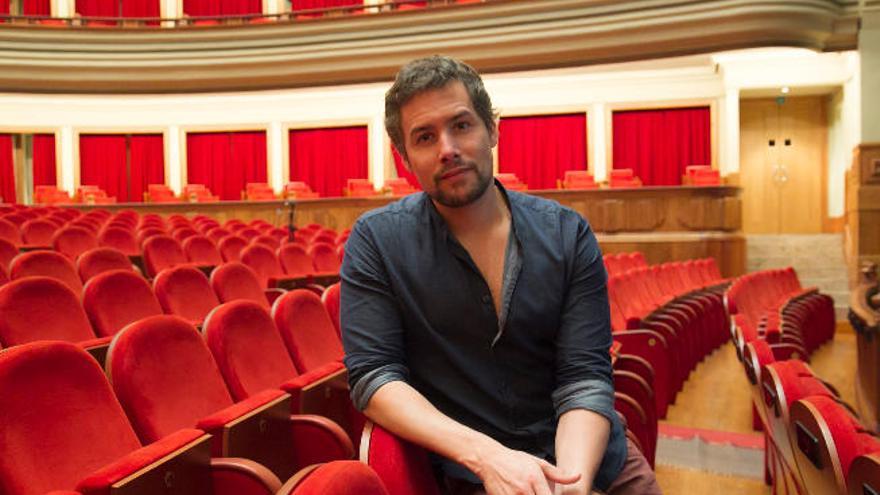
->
xmin=489 ymin=123 xmax=499 ymax=148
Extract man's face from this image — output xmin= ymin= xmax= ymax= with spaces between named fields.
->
xmin=399 ymin=81 xmax=497 ymax=208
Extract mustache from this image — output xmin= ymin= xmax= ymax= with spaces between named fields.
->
xmin=433 ymin=160 xmax=476 ymax=182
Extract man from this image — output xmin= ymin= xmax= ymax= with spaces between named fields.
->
xmin=341 ymin=55 xmax=660 ymax=495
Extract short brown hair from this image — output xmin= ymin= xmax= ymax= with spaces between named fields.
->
xmin=385 ymin=55 xmax=497 ymax=161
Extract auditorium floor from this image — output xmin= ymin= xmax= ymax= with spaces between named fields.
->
xmin=652 ymin=328 xmax=857 ymax=494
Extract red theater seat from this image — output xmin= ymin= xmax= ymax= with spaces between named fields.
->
xmin=52 ymin=226 xmax=98 ymax=260
xmin=0 ymin=218 xmax=22 ymax=246
xmin=360 ymin=421 xmax=441 ymax=495
xmin=383 ymin=178 xmax=418 ymax=196
xmin=153 ymin=265 xmax=220 ymax=326
xmin=76 ymin=247 xmax=136 ymax=282
xmin=0 ymin=341 xmax=217 ymax=495
xmin=146 ymin=184 xmax=181 ymax=203
xmin=289 ymin=461 xmax=388 ymax=495
xmin=495 ymin=173 xmax=527 ymax=191
xmin=0 ymin=238 xmax=18 ymax=271
xmin=308 ymin=242 xmax=340 ymax=273
xmin=9 ymin=250 xmax=83 ymax=297
xmin=609 ymin=168 xmax=643 ymax=188
xmin=184 ymin=235 xmax=224 ymax=267
xmin=98 ymin=226 xmax=139 ymax=256
xmin=219 ymin=235 xmax=249 ymax=262
xmin=283 ymin=182 xmax=320 ymax=200
xmin=560 ymin=170 xmax=598 ymax=190
xmin=271 ymin=290 xmax=343 ymax=374
xmin=211 ymin=262 xmax=274 ymax=309
xmin=21 ymin=218 xmax=57 ymax=246
xmin=343 ymin=179 xmax=376 ymax=198
xmin=142 ymin=235 xmax=188 ymax=278
xmin=246 ymin=183 xmax=276 ymax=201
xmin=107 ymin=315 xmax=352 ymax=480
xmin=321 ymin=283 xmax=341 ymax=339
xmin=82 ymin=269 xmax=163 ymax=337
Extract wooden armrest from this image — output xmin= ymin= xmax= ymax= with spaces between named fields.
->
xmin=209 ymin=457 xmax=282 ymax=495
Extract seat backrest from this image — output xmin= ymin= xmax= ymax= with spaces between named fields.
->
xmin=82 ymin=269 xmax=163 ymax=337
xmin=0 ymin=277 xmax=97 ymax=346
xmin=206 ymin=227 xmax=232 ymax=244
xmin=218 ymin=235 xmax=248 ymax=262
xmin=0 ymin=341 xmax=142 ymax=495
xmin=292 ymin=461 xmax=389 ymax=495
xmin=272 ymin=289 xmax=343 ymax=372
xmin=360 ymin=422 xmax=441 ymax=495
xmin=52 ymin=226 xmax=98 ymax=260
xmin=210 ymin=262 xmax=271 ymax=309
xmin=97 ymin=226 xmax=139 ymax=256
xmin=308 ymin=242 xmax=341 ymax=272
xmin=0 ymin=218 xmax=22 ymax=246
xmin=153 ymin=265 xmax=219 ymax=325
xmin=203 ymin=300 xmax=300 ymax=402
xmin=241 ymin=244 xmax=284 ymax=288
xmin=0 ymin=237 xmax=18 ymax=271
xmin=21 ymin=218 xmax=57 ymax=245
xmin=278 ymin=243 xmax=314 ymax=276
xmin=9 ymin=250 xmax=83 ymax=296
xmin=142 ymin=235 xmax=187 ymax=278
xmin=76 ymin=246 xmax=135 ymax=282
xmin=171 ymin=227 xmax=199 ymax=243
xmin=106 ymin=315 xmax=235 ymax=444
xmin=182 ymin=235 xmax=223 ymax=266
xmin=321 ymin=283 xmax=342 ymax=339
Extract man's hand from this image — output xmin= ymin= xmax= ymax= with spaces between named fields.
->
xmin=472 ymin=443 xmax=581 ymax=495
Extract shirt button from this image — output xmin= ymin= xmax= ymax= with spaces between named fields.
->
xmin=481 ymin=293 xmax=491 ymax=304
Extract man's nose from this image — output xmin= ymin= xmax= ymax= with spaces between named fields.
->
xmin=438 ymin=130 xmax=459 ymax=162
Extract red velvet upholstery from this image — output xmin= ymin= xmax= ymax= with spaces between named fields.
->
xmin=360 ymin=422 xmax=441 ymax=495
xmin=182 ymin=234 xmax=223 ymax=266
xmin=0 ymin=237 xmax=17 ymax=270
xmin=82 ymin=269 xmax=163 ymax=337
xmin=52 ymin=226 xmax=98 ymax=260
xmin=142 ymin=234 xmax=188 ymax=278
xmin=0 ymin=276 xmax=101 ymax=347
xmin=278 ymin=243 xmax=313 ymax=277
xmin=20 ymin=218 xmax=57 ymax=246
xmin=292 ymin=461 xmax=389 ymax=494
xmin=106 ymin=314 xmax=239 ymax=443
xmin=76 ymin=247 xmax=135 ymax=282
xmin=0 ymin=341 xmax=142 ymax=495
xmin=219 ymin=235 xmax=249 ymax=262
xmin=9 ymin=250 xmax=84 ymax=296
xmin=241 ymin=243 xmax=285 ymax=288
xmin=272 ymin=289 xmax=343 ymax=373
xmin=207 ymin=227 xmax=232 ymax=244
xmin=321 ymin=282 xmax=341 ymax=339
xmin=0 ymin=218 xmax=21 ymax=246
xmin=153 ymin=265 xmax=220 ymax=325
xmin=211 ymin=262 xmax=271 ymax=309
xmin=308 ymin=243 xmax=340 ymax=273
xmin=172 ymin=227 xmax=199 ymax=243
xmin=97 ymin=226 xmax=139 ymax=256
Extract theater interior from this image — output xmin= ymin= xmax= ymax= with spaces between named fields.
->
xmin=0 ymin=0 xmax=879 ymax=493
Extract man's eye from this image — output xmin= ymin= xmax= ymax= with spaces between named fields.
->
xmin=416 ymin=134 xmax=432 ymax=144
xmin=455 ymin=121 xmax=471 ymax=131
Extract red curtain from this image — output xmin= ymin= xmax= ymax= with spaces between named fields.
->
xmin=33 ymin=134 xmax=56 ymax=188
xmin=129 ymin=134 xmax=165 ymax=202
xmin=122 ymin=0 xmax=160 ymax=18
xmin=76 ymin=0 xmax=116 ymax=17
xmin=186 ymin=131 xmax=266 ymax=201
xmin=23 ymin=0 xmax=50 ymax=15
xmin=292 ymin=0 xmax=360 ymax=9
xmin=80 ymin=134 xmax=127 ymax=201
xmin=1 ymin=0 xmax=9 ymax=17
xmin=612 ymin=106 xmax=711 ymax=186
xmin=497 ymin=113 xmax=587 ymax=190
xmin=289 ymin=126 xmax=368 ymax=198
xmin=391 ymin=147 xmax=421 ymax=190
xmin=184 ymin=0 xmax=261 ymax=16
xmin=0 ymin=135 xmax=15 ymax=204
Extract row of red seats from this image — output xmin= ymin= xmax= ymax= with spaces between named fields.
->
xmin=739 ymin=327 xmax=878 ymax=494
xmin=727 ymin=268 xmax=836 ymax=359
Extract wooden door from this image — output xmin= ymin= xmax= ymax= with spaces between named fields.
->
xmin=740 ymin=97 xmax=826 ymax=234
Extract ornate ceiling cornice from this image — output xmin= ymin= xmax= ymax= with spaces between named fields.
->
xmin=0 ymin=0 xmax=860 ymax=94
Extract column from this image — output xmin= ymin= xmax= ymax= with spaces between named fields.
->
xmin=267 ymin=121 xmax=285 ymax=193
xmin=369 ymin=116 xmax=386 ymax=188
xmin=166 ymin=125 xmax=182 ymax=194
xmin=59 ymin=126 xmax=75 ymax=193
xmin=720 ymin=88 xmax=740 ymax=177
xmin=589 ymin=103 xmax=607 ymax=182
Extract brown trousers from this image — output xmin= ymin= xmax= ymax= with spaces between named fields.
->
xmin=443 ymin=438 xmax=662 ymax=495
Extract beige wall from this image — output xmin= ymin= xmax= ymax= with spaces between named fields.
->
xmin=861 ymin=11 xmax=880 ymax=143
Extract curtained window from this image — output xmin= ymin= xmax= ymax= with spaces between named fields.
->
xmin=289 ymin=126 xmax=368 ymax=198
xmin=80 ymin=134 xmax=165 ymax=202
xmin=121 ymin=0 xmax=160 ymax=19
xmin=184 ymin=0 xmax=262 ymax=16
xmin=497 ymin=113 xmax=587 ymax=190
xmin=33 ymin=134 xmax=56 ymax=190
xmin=1 ymin=0 xmax=9 ymax=17
xmin=390 ymin=147 xmax=421 ymax=190
xmin=0 ymin=135 xmax=15 ymax=204
xmin=187 ymin=131 xmax=266 ymax=201
xmin=23 ymin=0 xmax=50 ymax=15
xmin=612 ymin=106 xmax=711 ymax=186
xmin=76 ymin=0 xmax=160 ymax=21
xmin=291 ymin=0 xmax=360 ymax=10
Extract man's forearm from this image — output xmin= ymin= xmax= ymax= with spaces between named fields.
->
xmin=555 ymin=409 xmax=610 ymax=494
xmin=364 ymin=380 xmax=500 ymax=472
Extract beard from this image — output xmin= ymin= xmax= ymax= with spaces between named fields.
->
xmin=429 ymin=160 xmax=494 ymax=208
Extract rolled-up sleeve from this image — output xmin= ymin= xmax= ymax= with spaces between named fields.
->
xmin=552 ymin=214 xmax=615 ymax=423
xmin=340 ymin=218 xmax=409 ymax=411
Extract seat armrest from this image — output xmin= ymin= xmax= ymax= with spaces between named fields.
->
xmin=76 ymin=429 xmax=211 ymax=495
xmin=264 ymin=288 xmax=286 ymax=305
xmin=210 ymin=457 xmax=282 ymax=495
xmin=279 ymin=362 xmax=347 ymax=414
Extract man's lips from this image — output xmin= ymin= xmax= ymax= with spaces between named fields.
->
xmin=438 ymin=166 xmax=473 ymax=181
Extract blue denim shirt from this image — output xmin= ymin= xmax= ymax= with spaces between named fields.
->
xmin=340 ymin=183 xmax=626 ymax=491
